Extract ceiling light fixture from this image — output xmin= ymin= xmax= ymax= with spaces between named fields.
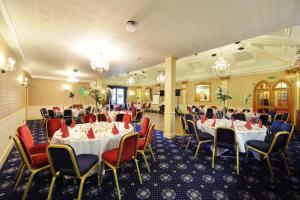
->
xmin=126 ymin=21 xmax=137 ymax=32
xmin=90 ymin=53 xmax=110 ymax=72
xmin=297 ymin=81 xmax=300 ymax=88
xmin=67 ymin=69 xmax=79 ymax=83
xmin=0 ymin=52 xmax=16 ymax=73
xmin=212 ymin=56 xmax=230 ymax=73
xmin=128 ymin=76 xmax=135 ymax=85
xmin=156 ymin=71 xmax=165 ymax=83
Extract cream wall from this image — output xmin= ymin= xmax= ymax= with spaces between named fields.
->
xmin=27 ymin=78 xmax=94 ymax=119
xmin=0 ymin=35 xmax=26 ymax=168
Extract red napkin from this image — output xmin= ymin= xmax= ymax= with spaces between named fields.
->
xmin=124 ymin=122 xmax=129 ymax=129
xmin=112 ymin=124 xmax=119 ymax=135
xmin=201 ymin=115 xmax=205 ymax=124
xmin=245 ymin=121 xmax=252 ymax=130
xmin=258 ymin=120 xmax=263 ymax=128
xmin=70 ymin=120 xmax=76 ymax=128
xmin=87 ymin=127 xmax=95 ymax=139
xmin=211 ymin=119 xmax=216 ymax=127
xmin=107 ymin=116 xmax=112 ymax=123
xmin=61 ymin=122 xmax=69 ymax=138
xmin=251 ymin=117 xmax=254 ymax=124
xmin=213 ymin=114 xmax=216 ymax=120
xmin=123 ymin=113 xmax=131 ymax=123
xmin=230 ymin=119 xmax=235 ymax=129
xmin=89 ymin=116 xmax=94 ymax=124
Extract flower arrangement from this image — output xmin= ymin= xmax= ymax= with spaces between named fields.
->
xmin=216 ymin=86 xmax=232 ymax=106
xmin=243 ymin=94 xmax=251 ymax=108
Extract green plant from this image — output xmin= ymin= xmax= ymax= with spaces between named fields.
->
xmin=216 ymin=86 xmax=232 ymax=106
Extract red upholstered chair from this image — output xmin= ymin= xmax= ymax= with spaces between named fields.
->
xmin=84 ymin=114 xmax=96 ymax=123
xmin=46 ymin=118 xmax=62 ymax=140
xmin=102 ymin=132 xmax=142 ymax=200
xmin=97 ymin=113 xmax=107 ymax=122
xmin=139 ymin=117 xmax=150 ymax=138
xmin=137 ymin=123 xmax=156 ymax=172
xmin=17 ymin=125 xmax=49 ymax=156
xmin=13 ymin=136 xmax=50 ymax=199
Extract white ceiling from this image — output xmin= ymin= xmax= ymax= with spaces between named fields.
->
xmin=0 ymin=0 xmax=300 ymax=82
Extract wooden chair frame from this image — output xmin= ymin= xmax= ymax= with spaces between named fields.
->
xmin=46 ymin=144 xmax=100 ymax=200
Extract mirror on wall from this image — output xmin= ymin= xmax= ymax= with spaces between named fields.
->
xmin=195 ymin=83 xmax=211 ymax=102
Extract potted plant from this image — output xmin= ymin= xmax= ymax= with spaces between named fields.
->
xmin=216 ymin=86 xmax=232 ymax=118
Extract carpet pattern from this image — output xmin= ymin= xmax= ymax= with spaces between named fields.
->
xmin=0 ymin=120 xmax=300 ymax=199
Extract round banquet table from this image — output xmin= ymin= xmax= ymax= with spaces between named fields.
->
xmin=197 ymin=119 xmax=267 ymax=154
xmin=51 ymin=122 xmax=134 ymax=162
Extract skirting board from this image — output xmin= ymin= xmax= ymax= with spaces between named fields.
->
xmin=0 ymin=140 xmax=14 ymax=169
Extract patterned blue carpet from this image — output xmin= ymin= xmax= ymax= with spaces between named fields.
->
xmin=0 ymin=120 xmax=300 ymax=199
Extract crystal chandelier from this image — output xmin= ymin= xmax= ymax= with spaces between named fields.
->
xmin=128 ymin=76 xmax=135 ymax=84
xmin=0 ymin=52 xmax=15 ymax=73
xmin=67 ymin=69 xmax=79 ymax=83
xmin=212 ymin=56 xmax=230 ymax=73
xmin=90 ymin=53 xmax=110 ymax=72
xmin=156 ymin=71 xmax=165 ymax=83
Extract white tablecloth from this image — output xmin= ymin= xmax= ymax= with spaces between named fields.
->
xmin=197 ymin=119 xmax=267 ymax=153
xmin=51 ymin=122 xmax=134 ymax=162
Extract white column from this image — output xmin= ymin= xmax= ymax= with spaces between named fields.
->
xmin=164 ymin=57 xmax=176 ymax=139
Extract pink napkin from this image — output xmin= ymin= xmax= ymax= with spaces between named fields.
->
xmin=251 ymin=117 xmax=254 ymax=124
xmin=258 ymin=120 xmax=263 ymax=128
xmin=230 ymin=119 xmax=235 ymax=129
xmin=112 ymin=124 xmax=119 ymax=135
xmin=61 ymin=122 xmax=69 ymax=138
xmin=70 ymin=120 xmax=76 ymax=128
xmin=201 ymin=115 xmax=205 ymax=124
xmin=89 ymin=117 xmax=94 ymax=124
xmin=106 ymin=116 xmax=112 ymax=123
xmin=124 ymin=121 xmax=129 ymax=129
xmin=245 ymin=121 xmax=252 ymax=130
xmin=213 ymin=114 xmax=216 ymax=120
xmin=87 ymin=127 xmax=95 ymax=139
xmin=123 ymin=113 xmax=131 ymax=123
xmin=211 ymin=119 xmax=216 ymax=127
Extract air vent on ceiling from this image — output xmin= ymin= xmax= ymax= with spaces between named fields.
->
xmin=234 ymin=51 xmax=255 ymax=63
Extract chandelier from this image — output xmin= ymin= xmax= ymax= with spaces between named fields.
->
xmin=90 ymin=53 xmax=110 ymax=73
xmin=212 ymin=56 xmax=230 ymax=73
xmin=128 ymin=76 xmax=135 ymax=84
xmin=0 ymin=52 xmax=15 ymax=73
xmin=156 ymin=71 xmax=165 ymax=83
xmin=67 ymin=69 xmax=79 ymax=83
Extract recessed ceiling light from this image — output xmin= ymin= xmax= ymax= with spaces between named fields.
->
xmin=126 ymin=21 xmax=137 ymax=32
xmin=238 ymin=47 xmax=244 ymax=50
xmin=137 ymin=57 xmax=142 ymax=60
xmin=211 ymin=53 xmax=217 ymax=57
xmin=235 ymin=41 xmax=240 ymax=44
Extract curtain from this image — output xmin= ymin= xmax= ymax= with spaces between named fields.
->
xmin=107 ymin=85 xmax=128 ymax=106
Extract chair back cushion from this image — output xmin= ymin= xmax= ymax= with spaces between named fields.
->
xmin=47 ymin=119 xmax=62 ymax=138
xmin=18 ymin=125 xmax=35 ymax=150
xmin=47 ymin=145 xmax=77 ymax=175
xmin=215 ymin=128 xmax=235 ymax=149
xmin=271 ymin=132 xmax=289 ymax=152
xmin=206 ymin=108 xmax=214 ymax=119
xmin=280 ymin=122 xmax=292 ymax=132
xmin=259 ymin=114 xmax=269 ymax=125
xmin=136 ymin=111 xmax=143 ymax=121
xmin=64 ymin=109 xmax=72 ymax=118
xmin=118 ymin=133 xmax=139 ymax=164
xmin=115 ymin=113 xmax=125 ymax=122
xmin=268 ymin=111 xmax=276 ymax=122
xmin=180 ymin=116 xmax=186 ymax=130
xmin=184 ymin=114 xmax=193 ymax=122
xmin=48 ymin=110 xmax=55 ymax=119
xmin=144 ymin=124 xmax=155 ymax=148
xmin=186 ymin=120 xmax=197 ymax=136
xmin=140 ymin=117 xmax=150 ymax=136
xmin=232 ymin=113 xmax=245 ymax=121
xmin=281 ymin=112 xmax=289 ymax=121
xmin=275 ymin=114 xmax=282 ymax=120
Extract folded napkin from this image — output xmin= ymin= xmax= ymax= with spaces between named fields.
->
xmin=211 ymin=119 xmax=216 ymax=127
xmin=251 ymin=117 xmax=254 ymax=124
xmin=201 ymin=115 xmax=205 ymax=124
xmin=87 ymin=127 xmax=95 ymax=139
xmin=230 ymin=119 xmax=235 ymax=129
xmin=124 ymin=121 xmax=129 ymax=129
xmin=213 ymin=114 xmax=216 ymax=120
xmin=70 ymin=120 xmax=76 ymax=128
xmin=258 ymin=120 xmax=263 ymax=128
xmin=204 ymin=115 xmax=208 ymax=121
xmin=123 ymin=113 xmax=131 ymax=123
xmin=245 ymin=121 xmax=252 ymax=130
xmin=107 ymin=116 xmax=112 ymax=123
xmin=112 ymin=124 xmax=119 ymax=135
xmin=89 ymin=116 xmax=94 ymax=124
xmin=61 ymin=122 xmax=69 ymax=138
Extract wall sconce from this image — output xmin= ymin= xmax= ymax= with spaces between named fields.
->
xmin=0 ymin=52 xmax=16 ymax=73
xmin=62 ymin=84 xmax=71 ymax=91
xmin=145 ymin=92 xmax=149 ymax=96
xmin=129 ymin=91 xmax=135 ymax=96
xmin=297 ymin=81 xmax=300 ymax=88
xmin=18 ymin=75 xmax=28 ymax=86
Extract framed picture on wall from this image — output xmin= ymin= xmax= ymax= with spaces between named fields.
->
xmin=195 ymin=83 xmax=211 ymax=102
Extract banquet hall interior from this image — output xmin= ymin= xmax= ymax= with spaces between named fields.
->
xmin=0 ymin=0 xmax=300 ymax=199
